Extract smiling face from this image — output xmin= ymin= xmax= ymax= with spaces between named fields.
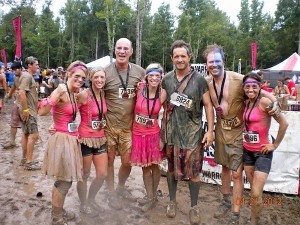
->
xmin=171 ymin=47 xmax=192 ymax=73
xmin=115 ymin=38 xmax=133 ymax=66
xmin=243 ymin=78 xmax=261 ymax=100
xmin=68 ymin=69 xmax=86 ymax=90
xmin=91 ymin=70 xmax=106 ymax=90
xmin=206 ymin=51 xmax=224 ymax=77
xmin=146 ymin=72 xmax=161 ymax=88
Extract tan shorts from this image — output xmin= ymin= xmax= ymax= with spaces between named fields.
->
xmin=22 ymin=115 xmax=38 ymax=135
xmin=11 ymin=104 xmax=22 ymax=128
xmin=214 ymin=134 xmax=243 ymax=171
xmin=104 ymin=126 xmax=132 ymax=156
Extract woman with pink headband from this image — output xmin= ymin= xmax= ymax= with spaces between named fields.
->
xmin=131 ymin=63 xmax=166 ymax=212
xmin=38 ymin=61 xmax=88 ymax=225
xmin=242 ymin=72 xmax=288 ymax=225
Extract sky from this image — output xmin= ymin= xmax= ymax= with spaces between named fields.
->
xmin=2 ymin=0 xmax=279 ymax=25
xmin=43 ymin=0 xmax=279 ymax=25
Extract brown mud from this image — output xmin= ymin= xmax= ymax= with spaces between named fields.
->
xmin=0 ymin=99 xmax=299 ymax=225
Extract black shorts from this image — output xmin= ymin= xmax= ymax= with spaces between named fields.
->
xmin=81 ymin=143 xmax=107 ymax=157
xmin=0 ymin=89 xmax=4 ymax=98
xmin=243 ymin=148 xmax=273 ymax=174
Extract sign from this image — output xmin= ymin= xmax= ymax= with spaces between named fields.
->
xmin=191 ymin=64 xmax=207 ymax=74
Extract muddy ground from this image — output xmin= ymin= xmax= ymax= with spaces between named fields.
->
xmin=0 ymin=99 xmax=299 ymax=225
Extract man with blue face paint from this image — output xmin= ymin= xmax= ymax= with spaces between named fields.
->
xmin=203 ymin=44 xmax=280 ymax=225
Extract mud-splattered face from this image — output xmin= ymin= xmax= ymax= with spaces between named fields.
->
xmin=206 ymin=50 xmax=224 ymax=77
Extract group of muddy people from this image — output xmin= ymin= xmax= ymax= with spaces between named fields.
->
xmin=0 ymin=38 xmax=289 ymax=225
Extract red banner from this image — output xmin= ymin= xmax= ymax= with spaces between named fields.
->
xmin=13 ymin=16 xmax=22 ymax=61
xmin=251 ymin=42 xmax=257 ymax=70
xmin=0 ymin=49 xmax=7 ymax=67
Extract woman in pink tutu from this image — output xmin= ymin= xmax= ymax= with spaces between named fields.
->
xmin=38 ymin=61 xmax=87 ymax=225
xmin=131 ymin=63 xmax=165 ymax=212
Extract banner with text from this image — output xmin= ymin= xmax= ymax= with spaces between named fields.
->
xmin=13 ymin=16 xmax=22 ymax=61
xmin=251 ymin=42 xmax=257 ymax=70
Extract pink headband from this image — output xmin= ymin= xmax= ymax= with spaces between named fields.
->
xmin=243 ymin=80 xmax=260 ymax=85
xmin=68 ymin=65 xmax=87 ymax=72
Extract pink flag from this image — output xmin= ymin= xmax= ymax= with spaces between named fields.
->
xmin=0 ymin=49 xmax=7 ymax=67
xmin=13 ymin=16 xmax=22 ymax=61
xmin=251 ymin=42 xmax=257 ymax=70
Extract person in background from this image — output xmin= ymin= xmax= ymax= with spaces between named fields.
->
xmin=242 ymin=72 xmax=288 ymax=225
xmin=17 ymin=56 xmax=40 ymax=170
xmin=261 ymin=80 xmax=272 ymax=93
xmin=131 ymin=63 xmax=165 ymax=212
xmin=3 ymin=62 xmax=23 ymax=149
xmin=161 ymin=40 xmax=214 ymax=225
xmin=284 ymin=77 xmax=297 ymax=100
xmin=38 ymin=60 xmax=87 ymax=225
xmin=42 ymin=69 xmax=53 ymax=97
xmin=274 ymin=79 xmax=289 ymax=98
xmin=0 ymin=65 xmax=7 ymax=113
xmin=76 ymin=67 xmax=108 ymax=216
xmin=104 ymin=38 xmax=145 ymax=210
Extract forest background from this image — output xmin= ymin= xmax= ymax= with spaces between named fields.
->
xmin=0 ymin=0 xmax=299 ymax=74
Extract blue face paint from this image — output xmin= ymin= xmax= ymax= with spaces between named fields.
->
xmin=212 ymin=51 xmax=224 ymax=77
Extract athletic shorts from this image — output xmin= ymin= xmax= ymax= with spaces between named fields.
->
xmin=0 ymin=89 xmax=4 ymax=98
xmin=243 ymin=148 xmax=273 ymax=174
xmin=81 ymin=143 xmax=107 ymax=157
xmin=22 ymin=115 xmax=38 ymax=134
xmin=214 ymin=134 xmax=243 ymax=171
xmin=166 ymin=145 xmax=204 ymax=181
xmin=104 ymin=126 xmax=132 ymax=156
xmin=11 ymin=104 xmax=22 ymax=128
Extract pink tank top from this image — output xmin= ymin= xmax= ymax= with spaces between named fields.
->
xmin=52 ymin=101 xmax=78 ymax=136
xmin=78 ymin=91 xmax=107 ymax=138
xmin=133 ymin=84 xmax=161 ymax=135
xmin=243 ymin=99 xmax=271 ymax=152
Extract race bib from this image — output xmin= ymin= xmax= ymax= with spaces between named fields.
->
xmin=118 ymin=87 xmax=135 ymax=99
xmin=170 ymin=92 xmax=193 ymax=108
xmin=135 ymin=113 xmax=155 ymax=127
xmin=68 ymin=121 xmax=78 ymax=132
xmin=91 ymin=119 xmax=106 ymax=130
xmin=221 ymin=117 xmax=241 ymax=130
xmin=243 ymin=131 xmax=260 ymax=143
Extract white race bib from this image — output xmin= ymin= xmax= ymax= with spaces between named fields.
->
xmin=91 ymin=119 xmax=106 ymax=130
xmin=243 ymin=131 xmax=260 ymax=143
xmin=118 ymin=87 xmax=135 ymax=99
xmin=135 ymin=113 xmax=155 ymax=127
xmin=68 ymin=121 xmax=78 ymax=132
xmin=170 ymin=92 xmax=193 ymax=108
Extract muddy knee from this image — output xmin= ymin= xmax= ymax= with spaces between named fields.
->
xmin=54 ymin=181 xmax=72 ymax=196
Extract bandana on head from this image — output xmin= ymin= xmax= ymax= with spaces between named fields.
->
xmin=146 ymin=68 xmax=162 ymax=75
xmin=243 ymin=80 xmax=260 ymax=85
xmin=68 ymin=65 xmax=87 ymax=73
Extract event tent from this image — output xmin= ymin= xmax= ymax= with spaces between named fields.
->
xmin=265 ymin=52 xmax=300 ymax=71
xmin=86 ymin=55 xmax=115 ymax=68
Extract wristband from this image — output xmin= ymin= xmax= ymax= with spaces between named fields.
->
xmin=23 ymin=108 xmax=29 ymax=112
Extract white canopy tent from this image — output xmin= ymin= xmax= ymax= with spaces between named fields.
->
xmin=86 ymin=55 xmax=115 ymax=68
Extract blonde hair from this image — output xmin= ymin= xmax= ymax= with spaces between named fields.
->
xmin=66 ymin=60 xmax=88 ymax=77
xmin=88 ymin=67 xmax=105 ymax=80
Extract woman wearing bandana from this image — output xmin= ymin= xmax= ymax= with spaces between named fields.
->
xmin=130 ymin=63 xmax=165 ymax=212
xmin=242 ymin=73 xmax=288 ymax=225
xmin=38 ymin=61 xmax=88 ymax=225
xmin=76 ymin=67 xmax=108 ymax=216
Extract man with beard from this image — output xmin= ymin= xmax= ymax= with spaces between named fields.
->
xmin=203 ymin=44 xmax=279 ymax=224
xmin=104 ymin=38 xmax=145 ymax=209
xmin=161 ymin=40 xmax=214 ymax=225
xmin=16 ymin=56 xmax=41 ymax=170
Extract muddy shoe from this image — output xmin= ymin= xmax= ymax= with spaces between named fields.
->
xmin=52 ymin=217 xmax=67 ymax=225
xmin=189 ymin=206 xmax=200 ymax=225
xmin=116 ymin=186 xmax=136 ymax=202
xmin=141 ymin=198 xmax=156 ymax=213
xmin=63 ymin=209 xmax=75 ymax=221
xmin=80 ymin=204 xmax=98 ymax=217
xmin=89 ymin=200 xmax=105 ymax=213
xmin=20 ymin=158 xmax=26 ymax=166
xmin=229 ymin=212 xmax=240 ymax=225
xmin=24 ymin=162 xmax=41 ymax=171
xmin=3 ymin=142 xmax=16 ymax=149
xmin=166 ymin=201 xmax=176 ymax=218
xmin=108 ymin=193 xmax=123 ymax=210
xmin=214 ymin=199 xmax=231 ymax=218
xmin=138 ymin=196 xmax=148 ymax=206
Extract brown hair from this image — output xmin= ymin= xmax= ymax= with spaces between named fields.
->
xmin=170 ymin=40 xmax=191 ymax=56
xmin=203 ymin=44 xmax=225 ymax=62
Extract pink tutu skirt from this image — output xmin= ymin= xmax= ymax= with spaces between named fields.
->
xmin=131 ymin=132 xmax=163 ymax=167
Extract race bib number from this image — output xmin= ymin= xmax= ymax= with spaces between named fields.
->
xmin=91 ymin=119 xmax=106 ymax=130
xmin=221 ymin=117 xmax=241 ymax=130
xmin=68 ymin=121 xmax=78 ymax=133
xmin=170 ymin=92 xmax=193 ymax=108
xmin=243 ymin=131 xmax=260 ymax=143
xmin=118 ymin=87 xmax=135 ymax=99
xmin=135 ymin=113 xmax=155 ymax=127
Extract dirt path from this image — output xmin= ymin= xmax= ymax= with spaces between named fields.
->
xmin=0 ymin=99 xmax=299 ymax=225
